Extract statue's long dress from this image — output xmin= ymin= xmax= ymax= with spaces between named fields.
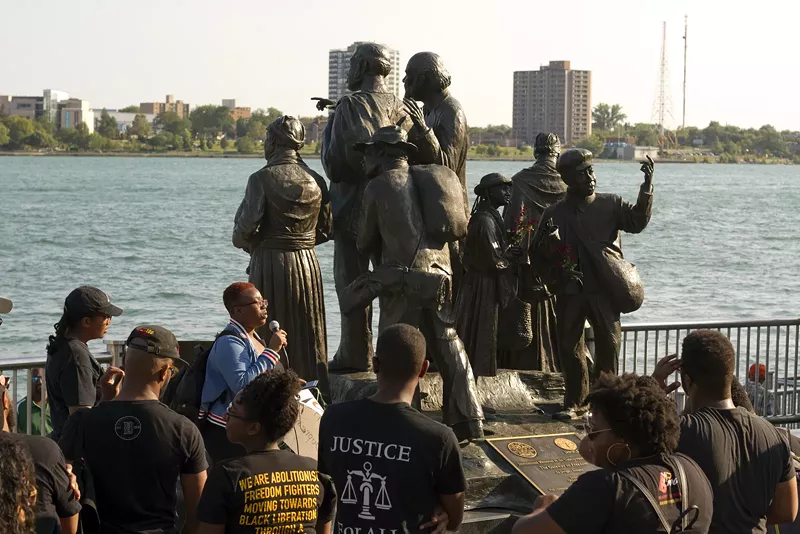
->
xmin=500 ymin=165 xmax=567 ymax=372
xmin=233 ymin=154 xmax=333 ymax=382
xmin=455 ymin=205 xmax=511 ymax=377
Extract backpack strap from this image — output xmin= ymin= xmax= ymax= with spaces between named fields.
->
xmin=671 ymin=457 xmax=700 ymax=532
xmin=617 ymin=470 xmax=672 ymax=533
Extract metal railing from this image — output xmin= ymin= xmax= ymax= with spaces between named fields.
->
xmin=0 ymin=354 xmax=113 ymax=436
xmin=2 ymin=317 xmax=799 ymax=434
xmin=619 ymin=318 xmax=800 ymax=420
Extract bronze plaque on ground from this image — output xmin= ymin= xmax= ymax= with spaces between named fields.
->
xmin=486 ymin=433 xmax=597 ymax=495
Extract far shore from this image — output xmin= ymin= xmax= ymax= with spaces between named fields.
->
xmin=0 ymin=151 xmax=745 ymax=164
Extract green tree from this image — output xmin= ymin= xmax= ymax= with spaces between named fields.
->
xmin=120 ymin=105 xmax=141 ymax=113
xmin=75 ymin=122 xmax=89 ymax=137
xmin=89 ymin=133 xmax=109 ymax=151
xmin=3 ymin=116 xmax=35 ymax=149
xmin=25 ymin=130 xmax=57 ymax=149
xmin=236 ymin=117 xmax=250 ymax=138
xmin=129 ymin=114 xmax=151 ymax=138
xmin=190 ymin=105 xmax=235 ymax=138
xmin=35 ymin=115 xmax=57 ymax=136
xmin=0 ymin=122 xmax=9 ymax=146
xmin=246 ymin=120 xmax=267 ymax=139
xmin=592 ymin=103 xmax=627 ymax=131
xmin=236 ymin=135 xmax=255 ymax=153
xmin=630 ymin=123 xmax=659 ymax=146
xmin=148 ymin=132 xmax=174 ymax=149
xmin=181 ymin=128 xmax=193 ymax=151
xmin=220 ymin=137 xmax=229 ymax=149
xmin=57 ymin=127 xmax=79 ymax=148
xmin=97 ymin=109 xmax=119 ymax=139
xmin=154 ymin=111 xmax=191 ymax=136
xmin=576 ymin=133 xmax=606 ymax=156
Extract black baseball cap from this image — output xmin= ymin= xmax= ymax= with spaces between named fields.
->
xmin=65 ymin=286 xmax=123 ymax=317
xmin=125 ymin=325 xmax=187 ymax=366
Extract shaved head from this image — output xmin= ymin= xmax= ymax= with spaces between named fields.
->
xmin=375 ymin=324 xmax=427 ymax=383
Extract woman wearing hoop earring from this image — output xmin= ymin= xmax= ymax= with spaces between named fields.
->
xmin=513 ymin=373 xmax=714 ymax=534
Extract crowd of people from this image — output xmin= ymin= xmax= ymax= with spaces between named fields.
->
xmin=0 ymin=282 xmax=798 ymax=534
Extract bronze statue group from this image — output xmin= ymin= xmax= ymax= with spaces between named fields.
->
xmin=232 ymin=42 xmax=655 ymax=440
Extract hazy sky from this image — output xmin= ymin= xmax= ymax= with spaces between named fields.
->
xmin=2 ymin=0 xmax=798 ymax=130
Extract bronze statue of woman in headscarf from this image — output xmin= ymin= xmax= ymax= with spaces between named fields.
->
xmin=233 ymin=116 xmax=333 ymax=385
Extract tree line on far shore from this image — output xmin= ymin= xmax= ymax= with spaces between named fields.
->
xmin=1 ymin=102 xmax=799 ymax=163
xmin=0 ymin=106 xmax=325 ymax=155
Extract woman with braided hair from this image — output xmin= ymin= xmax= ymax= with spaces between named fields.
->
xmin=44 ymin=286 xmax=124 ymax=441
xmin=233 ymin=116 xmax=332 ymax=386
xmin=514 ymin=373 xmax=714 ymax=534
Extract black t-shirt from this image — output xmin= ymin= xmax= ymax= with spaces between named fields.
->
xmin=546 ymin=453 xmax=713 ymax=534
xmin=9 ymin=433 xmax=82 ymax=534
xmin=317 ymin=399 xmax=465 ymax=534
xmin=198 ymin=449 xmax=337 ymax=533
xmin=59 ymin=400 xmax=208 ymax=534
xmin=45 ymin=338 xmax=102 ymax=441
xmin=677 ymin=406 xmax=794 ymax=534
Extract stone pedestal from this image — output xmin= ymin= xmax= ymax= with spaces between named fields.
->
xmin=329 ymin=369 xmax=581 ymax=533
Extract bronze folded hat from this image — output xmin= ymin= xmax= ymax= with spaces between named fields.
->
xmin=353 ymin=125 xmax=418 ymax=155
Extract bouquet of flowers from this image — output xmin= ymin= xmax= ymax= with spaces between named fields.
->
xmin=508 ymin=205 xmax=539 ymax=247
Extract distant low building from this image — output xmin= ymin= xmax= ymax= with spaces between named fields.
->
xmin=604 ymin=142 xmax=659 ymax=161
xmin=93 ymin=110 xmax=156 ymax=134
xmin=3 ymin=96 xmax=42 ymax=120
xmin=60 ymin=98 xmax=94 ymax=133
xmin=140 ymin=94 xmax=190 ymax=118
xmin=301 ymin=117 xmax=328 ymax=145
xmin=221 ymin=99 xmax=251 ymax=121
xmin=634 ymin=146 xmax=659 ymax=161
xmin=230 ymin=107 xmax=251 ymax=121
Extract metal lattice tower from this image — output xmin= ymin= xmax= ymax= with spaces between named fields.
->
xmin=682 ymin=15 xmax=688 ymax=129
xmin=652 ymin=21 xmax=674 ymax=137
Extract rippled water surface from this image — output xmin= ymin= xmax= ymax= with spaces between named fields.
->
xmin=1 ymin=157 xmax=798 ymax=361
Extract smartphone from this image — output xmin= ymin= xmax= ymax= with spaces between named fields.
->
xmin=302 ymin=380 xmax=319 ymax=390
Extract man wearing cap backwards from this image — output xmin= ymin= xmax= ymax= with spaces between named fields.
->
xmin=60 ymin=325 xmax=208 ymax=534
xmin=534 ymin=149 xmax=654 ymax=420
xmin=455 ymin=173 xmax=518 ymax=378
xmin=45 ymin=286 xmax=125 ymax=441
xmin=355 ymin=125 xmax=484 ymax=441
xmin=403 ymin=52 xmax=470 ymax=294
xmin=317 ymin=42 xmax=410 ymax=374
xmin=501 ymin=133 xmax=568 ymax=372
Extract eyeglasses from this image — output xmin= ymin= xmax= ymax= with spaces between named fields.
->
xmin=168 ymin=365 xmax=178 ymax=377
xmin=584 ymin=412 xmax=612 ymax=441
xmin=237 ymin=298 xmax=267 ymax=309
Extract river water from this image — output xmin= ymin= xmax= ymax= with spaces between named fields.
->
xmin=1 ymin=157 xmax=798 ymax=362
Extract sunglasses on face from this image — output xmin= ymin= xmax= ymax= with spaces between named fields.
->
xmin=31 ymin=376 xmax=41 ymax=384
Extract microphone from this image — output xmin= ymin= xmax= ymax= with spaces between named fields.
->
xmin=269 ymin=320 xmax=290 ymax=368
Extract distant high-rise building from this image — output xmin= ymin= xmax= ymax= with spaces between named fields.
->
xmin=222 ymin=99 xmax=236 ymax=109
xmin=328 ymin=42 xmax=401 ymax=101
xmin=140 ymin=94 xmax=190 ymax=118
xmin=512 ymin=61 xmax=591 ymax=146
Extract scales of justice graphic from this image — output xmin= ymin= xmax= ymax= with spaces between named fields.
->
xmin=340 ymin=462 xmax=392 ymax=520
